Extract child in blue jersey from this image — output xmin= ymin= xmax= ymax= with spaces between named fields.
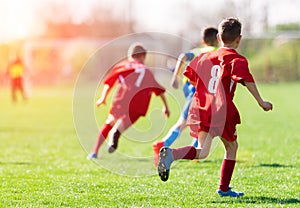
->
xmin=152 ymin=27 xmax=219 ymax=166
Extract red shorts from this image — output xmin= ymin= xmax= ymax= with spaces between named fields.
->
xmin=187 ymin=96 xmax=240 ymax=142
xmin=189 ymin=121 xmax=237 ymax=142
xmin=110 ymin=107 xmax=143 ymax=130
xmin=12 ymin=77 xmax=24 ymax=91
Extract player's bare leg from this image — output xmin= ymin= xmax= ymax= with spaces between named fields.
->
xmin=195 ymin=131 xmax=214 ymax=159
xmin=158 ymin=131 xmax=213 ymax=181
xmin=87 ymin=115 xmax=115 ymax=159
xmin=108 ymin=114 xmax=140 ymax=153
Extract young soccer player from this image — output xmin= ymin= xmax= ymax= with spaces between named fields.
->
xmin=152 ymin=27 xmax=219 ymax=167
xmin=87 ymin=43 xmax=170 ymax=159
xmin=157 ymin=17 xmax=273 ymax=197
xmin=6 ymin=56 xmax=28 ymax=103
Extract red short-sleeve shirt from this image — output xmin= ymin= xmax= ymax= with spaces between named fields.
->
xmin=104 ymin=59 xmax=165 ymax=119
xmin=184 ymin=47 xmax=255 ymax=141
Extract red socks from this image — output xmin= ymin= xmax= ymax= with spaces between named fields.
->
xmin=219 ymin=159 xmax=236 ymax=192
xmin=153 ymin=141 xmax=165 ymax=155
xmin=172 ymin=146 xmax=196 ymax=160
xmin=92 ymin=123 xmax=113 ymax=154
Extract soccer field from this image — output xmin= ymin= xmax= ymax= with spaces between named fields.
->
xmin=0 ymin=83 xmax=299 ymax=207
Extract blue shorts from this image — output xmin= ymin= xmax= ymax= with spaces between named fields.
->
xmin=181 ymin=82 xmax=195 ymax=119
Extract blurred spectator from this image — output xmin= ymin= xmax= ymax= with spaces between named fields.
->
xmin=6 ymin=56 xmax=28 ymax=102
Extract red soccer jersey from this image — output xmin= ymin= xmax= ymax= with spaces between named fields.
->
xmin=104 ymin=59 xmax=165 ymax=117
xmin=184 ymin=47 xmax=254 ymax=136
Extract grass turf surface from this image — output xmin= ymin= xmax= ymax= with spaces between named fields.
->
xmin=0 ymin=83 xmax=299 ymax=207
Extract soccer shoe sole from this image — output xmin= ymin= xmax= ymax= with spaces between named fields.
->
xmin=108 ymin=137 xmax=119 ymax=153
xmin=157 ymin=147 xmax=170 ymax=182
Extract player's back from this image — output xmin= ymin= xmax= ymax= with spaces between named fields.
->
xmin=184 ymin=47 xmax=247 ymax=126
xmin=195 ymin=48 xmax=247 ymax=98
xmin=110 ymin=59 xmax=165 ymax=115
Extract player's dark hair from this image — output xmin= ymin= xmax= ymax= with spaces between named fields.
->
xmin=202 ymin=27 xmax=218 ymax=46
xmin=218 ymin=17 xmax=242 ymax=44
xmin=128 ymin=43 xmax=147 ymax=58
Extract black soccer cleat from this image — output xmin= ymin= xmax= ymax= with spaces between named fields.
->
xmin=157 ymin=147 xmax=174 ymax=182
xmin=108 ymin=138 xmax=118 ymax=153
xmin=108 ymin=130 xmax=120 ymax=153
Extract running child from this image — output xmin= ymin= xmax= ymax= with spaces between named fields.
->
xmin=152 ymin=27 xmax=219 ymax=167
xmin=157 ymin=17 xmax=273 ymax=197
xmin=87 ymin=43 xmax=170 ymax=159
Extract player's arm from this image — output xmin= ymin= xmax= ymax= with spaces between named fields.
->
xmin=183 ymin=55 xmax=199 ymax=87
xmin=159 ymin=93 xmax=170 ymax=118
xmin=96 ymin=84 xmax=111 ymax=107
xmin=170 ymin=53 xmax=188 ymax=89
xmin=96 ymin=66 xmax=121 ymax=107
xmin=244 ymin=81 xmax=273 ymax=111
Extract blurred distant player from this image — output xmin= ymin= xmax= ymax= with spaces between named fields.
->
xmin=87 ymin=43 xmax=170 ymax=159
xmin=157 ymin=17 xmax=273 ymax=197
xmin=152 ymin=27 xmax=218 ymax=166
xmin=6 ymin=56 xmax=27 ymax=103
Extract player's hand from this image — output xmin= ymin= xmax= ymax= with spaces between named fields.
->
xmin=163 ymin=107 xmax=170 ymax=118
xmin=260 ymin=101 xmax=273 ymax=111
xmin=96 ymin=98 xmax=106 ymax=107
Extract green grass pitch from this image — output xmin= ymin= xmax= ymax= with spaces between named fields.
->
xmin=0 ymin=83 xmax=299 ymax=207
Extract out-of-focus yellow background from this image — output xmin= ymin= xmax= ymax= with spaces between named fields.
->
xmin=0 ymin=0 xmax=299 ymax=85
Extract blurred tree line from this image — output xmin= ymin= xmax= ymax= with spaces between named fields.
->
xmin=239 ymin=21 xmax=300 ymax=82
xmin=0 ymin=0 xmax=299 ymax=85
xmin=240 ymin=37 xmax=300 ymax=82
